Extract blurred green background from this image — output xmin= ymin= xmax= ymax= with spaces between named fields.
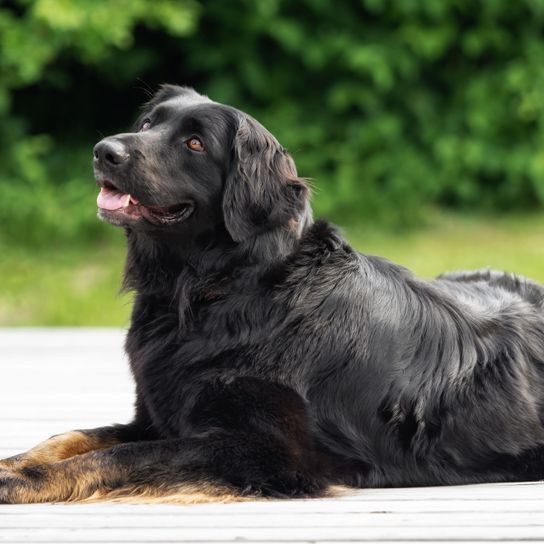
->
xmin=2 ymin=0 xmax=544 ymax=326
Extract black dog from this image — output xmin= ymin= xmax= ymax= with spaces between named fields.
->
xmin=2 ymin=85 xmax=544 ymax=503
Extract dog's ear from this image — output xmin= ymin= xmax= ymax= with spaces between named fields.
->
xmin=223 ymin=116 xmax=310 ymax=242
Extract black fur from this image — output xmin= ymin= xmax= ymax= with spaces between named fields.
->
xmin=3 ymin=85 xmax=544 ymax=503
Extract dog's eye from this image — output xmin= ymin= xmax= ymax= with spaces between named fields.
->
xmin=140 ymin=118 xmax=151 ymax=132
xmin=186 ymin=137 xmax=204 ymax=152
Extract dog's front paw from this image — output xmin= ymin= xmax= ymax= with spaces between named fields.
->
xmin=0 ymin=473 xmax=27 ymax=504
xmin=0 ymin=461 xmax=23 ymax=492
xmin=0 ymin=466 xmax=52 ymax=504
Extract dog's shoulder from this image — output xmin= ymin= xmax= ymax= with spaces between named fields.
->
xmin=293 ymin=220 xmax=357 ymax=268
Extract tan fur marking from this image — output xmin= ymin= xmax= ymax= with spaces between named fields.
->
xmin=82 ymin=481 xmax=251 ymax=504
xmin=0 ymin=431 xmax=121 ymax=471
xmin=3 ymin=466 xmax=249 ymax=504
xmin=84 ymin=481 xmax=339 ymax=505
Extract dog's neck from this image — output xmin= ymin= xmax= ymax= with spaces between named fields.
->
xmin=122 ymin=217 xmax=314 ymax=298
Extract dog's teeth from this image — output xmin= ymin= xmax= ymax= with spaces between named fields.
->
xmin=130 ymin=196 xmax=139 ymax=205
xmin=122 ymin=194 xmax=131 ymax=208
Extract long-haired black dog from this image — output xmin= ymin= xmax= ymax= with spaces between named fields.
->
xmin=2 ymin=85 xmax=544 ymax=503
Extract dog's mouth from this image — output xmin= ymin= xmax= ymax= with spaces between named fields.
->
xmin=96 ymin=182 xmax=193 ymax=226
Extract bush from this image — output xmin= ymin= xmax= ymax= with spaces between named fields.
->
xmin=2 ymin=0 xmax=544 ymax=246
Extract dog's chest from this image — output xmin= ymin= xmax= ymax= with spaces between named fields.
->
xmin=124 ymin=270 xmax=359 ymax=437
xmin=125 ymin=295 xmax=270 ymax=436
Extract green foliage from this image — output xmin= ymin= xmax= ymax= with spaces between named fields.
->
xmin=190 ymin=0 xmax=544 ymax=225
xmin=2 ymin=0 xmax=544 ymax=246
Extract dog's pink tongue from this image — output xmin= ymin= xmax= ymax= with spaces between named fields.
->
xmin=97 ymin=187 xmax=131 ymax=210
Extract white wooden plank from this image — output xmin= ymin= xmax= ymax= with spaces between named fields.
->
xmin=334 ymin=484 xmax=544 ymax=500
xmin=0 ymin=406 xmax=133 ymax=421
xmin=1 ymin=512 xmax=544 ymax=528
xmin=0 ymin=328 xmax=135 ymax=431
xmin=0 ymin=328 xmax=126 ymax=348
xmin=1 ymin=525 xmax=544 ymax=542
xmin=3 ymin=498 xmax=544 ymax=515
xmin=7 ymin=541 xmax=544 ymax=544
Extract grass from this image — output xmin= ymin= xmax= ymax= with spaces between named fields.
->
xmin=346 ymin=211 xmax=544 ymax=280
xmin=2 ymin=211 xmax=544 ymax=326
xmin=0 ymin=240 xmax=131 ymax=326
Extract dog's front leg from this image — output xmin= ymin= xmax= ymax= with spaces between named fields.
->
xmin=0 ymin=423 xmax=140 ymax=471
xmin=0 ymin=437 xmax=235 ymax=504
xmin=0 ymin=378 xmax=327 ymax=504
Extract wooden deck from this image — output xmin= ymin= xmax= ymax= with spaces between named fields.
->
xmin=1 ymin=328 xmax=544 ymax=543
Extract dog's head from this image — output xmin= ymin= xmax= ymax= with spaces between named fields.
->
xmin=93 ymin=85 xmax=311 ymax=250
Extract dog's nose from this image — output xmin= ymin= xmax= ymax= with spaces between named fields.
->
xmin=93 ymin=139 xmax=129 ymax=166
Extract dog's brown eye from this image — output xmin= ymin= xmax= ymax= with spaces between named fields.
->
xmin=140 ymin=119 xmax=151 ymax=132
xmin=186 ymin=137 xmax=204 ymax=152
